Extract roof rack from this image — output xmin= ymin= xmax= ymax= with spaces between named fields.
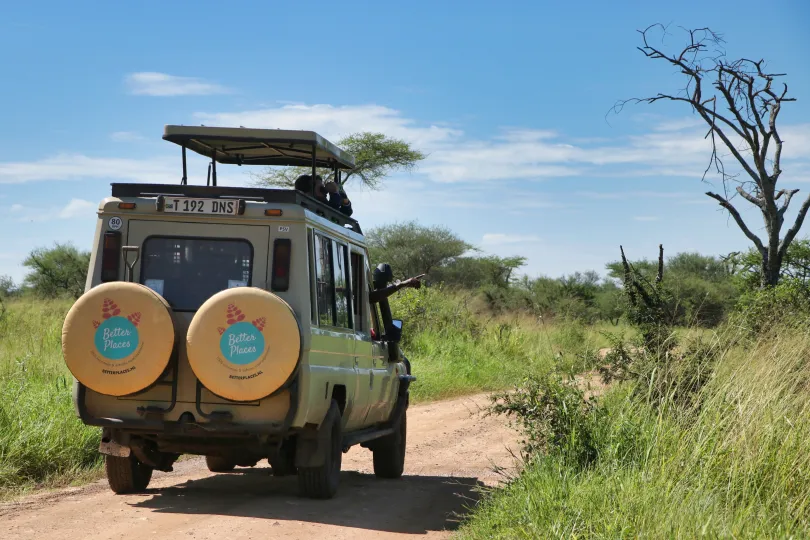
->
xmin=110 ymin=183 xmax=362 ymax=234
xmin=162 ymin=125 xmax=355 ymax=188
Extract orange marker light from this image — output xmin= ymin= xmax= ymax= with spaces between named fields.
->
xmin=118 ymin=203 xmax=137 ymax=210
xmin=264 ymin=209 xmax=283 ymax=217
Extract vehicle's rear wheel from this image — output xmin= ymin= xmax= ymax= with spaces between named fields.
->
xmin=372 ymin=409 xmax=407 ymax=479
xmin=205 ymin=455 xmax=236 ymax=472
xmin=105 ymin=454 xmax=153 ymax=494
xmin=297 ymin=400 xmax=342 ymax=499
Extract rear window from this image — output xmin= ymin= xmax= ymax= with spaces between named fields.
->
xmin=140 ymin=236 xmax=253 ymax=311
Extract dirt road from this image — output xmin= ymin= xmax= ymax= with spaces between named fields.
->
xmin=1 ymin=394 xmax=518 ymax=539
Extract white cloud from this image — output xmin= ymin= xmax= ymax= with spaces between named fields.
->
xmin=59 ymin=198 xmax=97 ymax=219
xmin=110 ymin=131 xmax=145 ymax=142
xmin=125 ymin=72 xmax=231 ymax=97
xmin=194 ymin=104 xmax=461 ymax=149
xmin=10 ymin=204 xmax=23 ymax=212
xmin=0 ymin=154 xmax=179 ymax=184
xmin=482 ymin=233 xmax=543 ymax=246
xmin=5 ymin=103 xmax=810 ymax=194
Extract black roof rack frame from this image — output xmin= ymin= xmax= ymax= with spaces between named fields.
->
xmin=110 ymin=183 xmax=362 ymax=234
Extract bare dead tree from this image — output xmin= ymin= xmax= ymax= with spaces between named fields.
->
xmin=614 ymin=25 xmax=802 ymax=287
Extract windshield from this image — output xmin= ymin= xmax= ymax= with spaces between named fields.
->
xmin=140 ymin=236 xmax=253 ymax=311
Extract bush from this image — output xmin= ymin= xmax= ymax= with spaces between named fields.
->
xmin=489 ymin=374 xmax=603 ymax=467
xmin=733 ymin=280 xmax=810 ymax=335
xmin=23 ymin=244 xmax=90 ymax=299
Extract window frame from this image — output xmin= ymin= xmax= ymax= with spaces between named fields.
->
xmin=309 ymin=228 xmax=360 ymax=331
xmin=332 ymin=241 xmax=353 ymax=329
xmin=138 ymin=234 xmax=254 ymax=312
xmin=350 ymin=250 xmax=365 ymax=333
xmin=313 ymin=232 xmax=337 ymax=328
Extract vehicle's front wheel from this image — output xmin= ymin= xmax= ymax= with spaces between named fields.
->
xmin=372 ymin=410 xmax=407 ymax=479
xmin=105 ymin=454 xmax=153 ymax=494
xmin=297 ymin=400 xmax=342 ymax=499
xmin=205 ymin=455 xmax=236 ymax=472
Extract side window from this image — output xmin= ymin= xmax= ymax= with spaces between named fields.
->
xmin=333 ymin=242 xmax=352 ymax=328
xmin=350 ymin=252 xmax=364 ymax=332
xmin=366 ymin=262 xmax=384 ymax=339
xmin=314 ymin=234 xmax=335 ymax=327
xmin=307 ymin=229 xmax=316 ymax=324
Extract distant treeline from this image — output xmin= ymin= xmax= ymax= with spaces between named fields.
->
xmin=6 ymin=222 xmax=810 ymax=329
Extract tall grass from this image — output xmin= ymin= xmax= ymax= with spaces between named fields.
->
xmin=0 ymin=289 xmax=612 ymax=498
xmin=0 ymin=299 xmax=102 ymax=499
xmin=389 ymin=287 xmax=617 ymax=402
xmin=459 ymin=327 xmax=810 ymax=538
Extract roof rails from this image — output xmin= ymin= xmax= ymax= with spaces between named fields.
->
xmin=110 ymin=183 xmax=362 ymax=234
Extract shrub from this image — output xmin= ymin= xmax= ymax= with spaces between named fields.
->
xmin=733 ymin=280 xmax=810 ymax=335
xmin=489 ymin=373 xmax=604 ymax=467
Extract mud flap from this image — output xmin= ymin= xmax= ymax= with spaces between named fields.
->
xmin=295 ymin=403 xmax=341 ymax=468
xmin=99 ymin=440 xmax=131 ymax=458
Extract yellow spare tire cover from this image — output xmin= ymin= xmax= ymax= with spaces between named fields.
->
xmin=62 ymin=282 xmax=176 ymax=396
xmin=187 ymin=287 xmax=301 ymax=402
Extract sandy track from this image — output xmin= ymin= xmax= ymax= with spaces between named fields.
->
xmin=1 ymin=394 xmax=519 ymax=539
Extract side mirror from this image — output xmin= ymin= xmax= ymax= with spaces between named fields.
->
xmin=387 ymin=319 xmax=403 ymax=343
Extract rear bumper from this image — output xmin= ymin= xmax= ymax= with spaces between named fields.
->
xmin=74 ymin=380 xmax=299 ymax=438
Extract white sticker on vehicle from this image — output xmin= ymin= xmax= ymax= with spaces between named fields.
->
xmin=228 ymin=280 xmax=247 ymax=289
xmin=278 ymin=226 xmax=290 ymax=233
xmin=144 ymin=279 xmax=164 ymax=296
xmin=108 ymin=216 xmax=123 ymax=231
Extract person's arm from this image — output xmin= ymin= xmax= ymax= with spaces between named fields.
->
xmin=369 ymin=276 xmax=423 ymax=303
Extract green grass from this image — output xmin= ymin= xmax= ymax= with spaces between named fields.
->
xmin=0 ymin=289 xmax=615 ymax=499
xmin=390 ymin=287 xmax=618 ymax=402
xmin=0 ymin=298 xmax=103 ymax=500
xmin=458 ymin=328 xmax=810 ymax=538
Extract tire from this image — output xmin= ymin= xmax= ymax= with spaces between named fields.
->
xmin=205 ymin=455 xmax=236 ymax=472
xmin=105 ymin=454 xmax=153 ymax=494
xmin=62 ymin=282 xmax=176 ymax=397
xmin=373 ymin=409 xmax=407 ymax=479
xmin=186 ymin=287 xmax=300 ymax=402
xmin=297 ymin=400 xmax=342 ymax=499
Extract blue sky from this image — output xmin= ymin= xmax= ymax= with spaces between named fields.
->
xmin=2 ymin=0 xmax=810 ymax=282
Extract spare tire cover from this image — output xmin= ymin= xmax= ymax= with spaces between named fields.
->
xmin=187 ymin=287 xmax=301 ymax=402
xmin=62 ymin=282 xmax=176 ymax=396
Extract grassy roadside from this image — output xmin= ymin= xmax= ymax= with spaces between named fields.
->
xmin=0 ymin=299 xmax=103 ymax=500
xmin=0 ymin=290 xmax=615 ymax=500
xmin=390 ymin=288 xmax=618 ymax=402
xmin=458 ymin=327 xmax=810 ymax=538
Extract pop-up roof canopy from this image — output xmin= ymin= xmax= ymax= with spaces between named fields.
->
xmin=163 ymin=125 xmax=356 ymax=169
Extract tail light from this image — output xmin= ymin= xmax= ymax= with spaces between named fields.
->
xmin=101 ymin=231 xmax=121 ymax=282
xmin=271 ymin=239 xmax=291 ymax=291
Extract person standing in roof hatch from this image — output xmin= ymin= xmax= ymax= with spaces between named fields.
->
xmin=322 ymin=179 xmax=353 ymax=217
xmin=294 ymin=174 xmax=352 ymax=216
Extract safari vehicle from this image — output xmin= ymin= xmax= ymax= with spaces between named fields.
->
xmin=63 ymin=125 xmax=414 ymax=499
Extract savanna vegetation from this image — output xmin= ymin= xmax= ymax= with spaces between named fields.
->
xmin=3 ymin=25 xmax=810 ymax=534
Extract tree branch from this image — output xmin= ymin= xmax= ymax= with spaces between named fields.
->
xmin=779 ymin=193 xmax=810 ymax=257
xmin=706 ymin=191 xmax=765 ymax=252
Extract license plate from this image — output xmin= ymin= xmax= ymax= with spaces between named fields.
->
xmin=164 ymin=197 xmax=239 ymax=215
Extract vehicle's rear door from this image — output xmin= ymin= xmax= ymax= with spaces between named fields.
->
xmin=125 ymin=219 xmax=270 ymax=404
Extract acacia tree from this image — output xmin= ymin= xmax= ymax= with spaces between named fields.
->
xmin=255 ymin=132 xmax=425 ymax=189
xmin=23 ymin=243 xmax=90 ymax=299
xmin=617 ymin=25 xmax=803 ymax=287
xmin=366 ymin=221 xmax=472 ymax=279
